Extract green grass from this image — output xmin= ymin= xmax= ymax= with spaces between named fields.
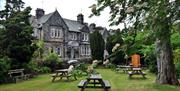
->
xmin=0 ymin=69 xmax=179 ymax=91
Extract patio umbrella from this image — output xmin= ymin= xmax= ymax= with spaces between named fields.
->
xmin=68 ymin=60 xmax=78 ymax=64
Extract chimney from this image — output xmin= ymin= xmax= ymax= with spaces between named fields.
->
xmin=77 ymin=13 xmax=84 ymax=24
xmin=36 ymin=8 xmax=45 ymax=19
xmin=89 ymin=23 xmax=96 ymax=29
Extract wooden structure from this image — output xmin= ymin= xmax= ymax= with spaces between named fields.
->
xmin=78 ymin=74 xmax=111 ymax=91
xmin=131 ymin=54 xmax=141 ymax=68
xmin=52 ymin=69 xmax=77 ymax=82
xmin=115 ymin=65 xmax=132 ymax=73
xmin=128 ymin=68 xmax=146 ymax=78
xmin=8 ymin=69 xmax=30 ymax=83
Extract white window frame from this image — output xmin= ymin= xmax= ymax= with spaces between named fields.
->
xmin=87 ymin=46 xmax=90 ymax=55
xmin=55 ymin=29 xmax=58 ymax=38
xmin=86 ymin=34 xmax=89 ymax=41
xmin=51 ymin=27 xmax=55 ymax=38
xmin=81 ymin=46 xmax=85 ymax=55
xmin=58 ymin=28 xmax=63 ymax=38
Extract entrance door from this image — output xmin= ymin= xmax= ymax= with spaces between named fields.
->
xmin=71 ymin=48 xmax=75 ymax=59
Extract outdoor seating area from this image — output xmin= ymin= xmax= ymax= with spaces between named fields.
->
xmin=52 ymin=65 xmax=77 ymax=82
xmin=8 ymin=69 xmax=30 ymax=83
xmin=78 ymin=74 xmax=111 ymax=91
xmin=51 ymin=69 xmax=77 ymax=82
xmin=115 ymin=54 xmax=147 ymax=79
xmin=128 ymin=68 xmax=146 ymax=78
xmin=0 ymin=69 xmax=179 ymax=91
xmin=0 ymin=0 xmax=180 ymax=90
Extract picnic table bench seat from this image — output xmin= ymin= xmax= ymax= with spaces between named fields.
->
xmin=78 ymin=80 xmax=86 ymax=88
xmin=78 ymin=80 xmax=87 ymax=91
xmin=103 ymin=80 xmax=111 ymax=88
xmin=103 ymin=80 xmax=111 ymax=91
xmin=51 ymin=73 xmax=62 ymax=77
xmin=128 ymin=71 xmax=146 ymax=78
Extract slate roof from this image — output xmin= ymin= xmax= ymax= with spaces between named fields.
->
xmin=38 ymin=12 xmax=54 ymax=24
xmin=30 ymin=11 xmax=87 ymax=32
xmin=63 ymin=18 xmax=83 ymax=32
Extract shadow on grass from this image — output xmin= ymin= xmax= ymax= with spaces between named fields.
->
xmin=128 ymin=77 xmax=147 ymax=80
xmin=51 ymin=79 xmax=77 ymax=83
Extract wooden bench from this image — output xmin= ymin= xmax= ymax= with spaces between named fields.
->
xmin=78 ymin=80 xmax=87 ymax=91
xmin=103 ymin=80 xmax=111 ymax=91
xmin=8 ymin=69 xmax=29 ymax=83
xmin=128 ymin=71 xmax=146 ymax=78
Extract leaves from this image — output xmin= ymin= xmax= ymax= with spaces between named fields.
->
xmin=0 ymin=0 xmax=37 ymax=68
xmin=90 ymin=30 xmax=105 ymax=61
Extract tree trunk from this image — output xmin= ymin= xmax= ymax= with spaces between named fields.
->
xmin=155 ymin=29 xmax=179 ymax=86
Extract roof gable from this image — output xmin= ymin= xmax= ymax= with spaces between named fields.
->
xmin=38 ymin=10 xmax=68 ymax=30
xmin=64 ymin=19 xmax=83 ymax=32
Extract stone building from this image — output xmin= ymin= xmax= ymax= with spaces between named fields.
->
xmin=30 ymin=8 xmax=91 ymax=61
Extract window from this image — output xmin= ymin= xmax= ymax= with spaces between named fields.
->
xmin=82 ymin=33 xmax=88 ymax=41
xmin=55 ymin=29 xmax=58 ymax=38
xmin=56 ymin=47 xmax=61 ymax=56
xmin=33 ymin=29 xmax=37 ymax=37
xmin=50 ymin=27 xmax=63 ymax=38
xmin=58 ymin=29 xmax=62 ymax=38
xmin=49 ymin=47 xmax=54 ymax=53
xmin=71 ymin=33 xmax=77 ymax=40
xmin=81 ymin=46 xmax=85 ymax=55
xmin=87 ymin=46 xmax=90 ymax=55
xmin=80 ymin=46 xmax=82 ymax=54
xmin=51 ymin=27 xmax=55 ymax=38
xmin=74 ymin=34 xmax=77 ymax=40
xmin=58 ymin=27 xmax=63 ymax=38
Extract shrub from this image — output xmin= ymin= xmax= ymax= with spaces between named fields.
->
xmin=25 ymin=60 xmax=39 ymax=76
xmin=44 ymin=52 xmax=61 ymax=72
xmin=0 ymin=57 xmax=11 ymax=83
xmin=174 ymin=49 xmax=180 ymax=78
xmin=38 ymin=67 xmax=51 ymax=73
xmin=140 ymin=44 xmax=157 ymax=73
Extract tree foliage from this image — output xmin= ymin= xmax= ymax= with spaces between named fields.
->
xmin=90 ymin=0 xmax=180 ymax=85
xmin=0 ymin=0 xmax=37 ymax=68
xmin=106 ymin=31 xmax=124 ymax=64
xmin=44 ymin=52 xmax=61 ymax=72
xmin=90 ymin=30 xmax=105 ymax=61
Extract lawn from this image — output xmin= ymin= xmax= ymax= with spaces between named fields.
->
xmin=0 ymin=69 xmax=179 ymax=91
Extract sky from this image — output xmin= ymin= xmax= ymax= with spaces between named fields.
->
xmin=0 ymin=0 xmax=124 ymax=29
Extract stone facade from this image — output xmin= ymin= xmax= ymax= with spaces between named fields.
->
xmin=30 ymin=8 xmax=91 ymax=61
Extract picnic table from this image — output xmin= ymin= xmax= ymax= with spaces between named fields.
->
xmin=78 ymin=74 xmax=111 ymax=91
xmin=116 ymin=65 xmax=132 ymax=73
xmin=8 ymin=69 xmax=30 ymax=83
xmin=52 ymin=69 xmax=77 ymax=82
xmin=128 ymin=68 xmax=146 ymax=78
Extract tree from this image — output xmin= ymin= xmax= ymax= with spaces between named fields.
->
xmin=0 ymin=0 xmax=37 ymax=68
xmin=90 ymin=0 xmax=180 ymax=85
xmin=90 ymin=30 xmax=105 ymax=61
xmin=106 ymin=31 xmax=124 ymax=64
